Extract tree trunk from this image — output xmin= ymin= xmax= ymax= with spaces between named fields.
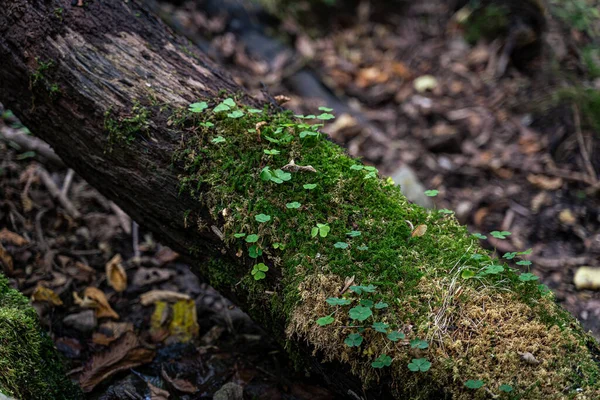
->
xmin=0 ymin=1 xmax=599 ymax=399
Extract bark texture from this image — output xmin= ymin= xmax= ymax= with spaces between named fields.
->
xmin=0 ymin=1 xmax=599 ymax=399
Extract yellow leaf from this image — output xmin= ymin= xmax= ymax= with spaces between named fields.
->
xmin=106 ymin=254 xmax=127 ymax=292
xmin=574 ymin=266 xmax=600 ymax=290
xmin=411 ymin=224 xmax=428 ymax=238
xmin=31 ymin=285 xmax=63 ymax=306
xmin=0 ymin=228 xmax=29 ymax=246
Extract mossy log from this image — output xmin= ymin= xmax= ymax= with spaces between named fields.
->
xmin=0 ymin=1 xmax=599 ymax=399
xmin=0 ymin=275 xmax=81 ymax=399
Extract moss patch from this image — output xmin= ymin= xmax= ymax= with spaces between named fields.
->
xmin=104 ymin=101 xmax=150 ymax=150
xmin=173 ymin=98 xmax=600 ymax=398
xmin=0 ymin=274 xmax=81 ymax=399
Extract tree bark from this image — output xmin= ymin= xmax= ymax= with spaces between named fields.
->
xmin=0 ymin=1 xmax=599 ymax=399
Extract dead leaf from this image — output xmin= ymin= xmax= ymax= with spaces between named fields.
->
xmin=518 ymin=351 xmax=540 ymax=365
xmin=74 ymin=287 xmax=119 ymax=319
xmin=274 ymin=95 xmax=291 ymax=105
xmin=0 ymin=228 xmax=29 ymax=246
xmin=340 ymin=275 xmax=355 ymax=295
xmin=92 ymin=321 xmax=134 ymax=346
xmin=132 ymin=267 xmax=172 ymax=287
xmin=558 ymin=209 xmax=576 ymax=225
xmin=154 ymin=246 xmax=179 ymax=266
xmin=140 ymin=290 xmax=191 ymax=306
xmin=149 ymin=301 xmax=171 ymax=343
xmin=79 ymin=331 xmax=155 ymax=392
xmin=148 ymin=382 xmax=170 ymax=400
xmin=106 ymin=254 xmax=127 ymax=292
xmin=162 ymin=367 xmax=198 ymax=394
xmin=356 ymin=66 xmax=389 ymax=88
xmin=281 ymin=159 xmax=317 ymax=173
xmin=527 ymin=174 xmax=563 ymax=191
xmin=31 ymin=285 xmax=63 ymax=306
xmin=0 ymin=243 xmax=14 ymax=275
xmin=574 ymin=267 xmax=600 ymax=290
xmin=391 ymin=61 xmax=412 ymax=79
xmin=168 ymin=299 xmax=199 ymax=344
xmin=411 ymin=224 xmax=428 ymax=238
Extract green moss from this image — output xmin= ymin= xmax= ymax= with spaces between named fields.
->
xmin=29 ymin=59 xmax=61 ymax=100
xmin=552 ymin=87 xmax=600 ymax=134
xmin=171 ymin=98 xmax=600 ymax=398
xmin=0 ymin=275 xmax=81 ymax=399
xmin=104 ymin=102 xmax=150 ymax=151
xmin=461 ymin=3 xmax=510 ymax=44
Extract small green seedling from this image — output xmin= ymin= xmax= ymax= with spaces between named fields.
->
xmin=349 ymin=305 xmax=373 ymax=321
xmin=251 ymin=263 xmax=269 ymax=280
xmin=519 ymin=273 xmax=539 ymax=282
xmin=357 ymin=245 xmax=369 ymax=251
xmin=372 ymin=322 xmax=389 ymax=333
xmin=387 ymin=331 xmax=405 ymax=341
xmin=439 ymin=208 xmax=454 ymax=214
xmin=319 ymin=106 xmax=333 ymax=112
xmin=317 ymin=112 xmax=335 ymax=120
xmin=255 ymin=214 xmax=271 ymax=223
xmin=503 ymin=252 xmax=517 ymax=260
xmin=286 ymin=202 xmax=301 ymax=209
xmin=481 ymin=264 xmax=504 ymax=275
xmin=260 ymin=167 xmax=291 ymax=184
xmin=334 ymin=242 xmax=349 ymax=249
xmin=304 ymin=183 xmax=317 ymax=190
xmin=227 ymin=110 xmax=244 ymax=119
xmin=372 ymin=354 xmax=392 ymax=368
xmin=264 ymin=149 xmax=280 ymax=155
xmin=316 ymin=315 xmax=335 ymax=326
xmin=490 ymin=231 xmax=511 ymax=239
xmin=344 ymin=333 xmax=363 ymax=347
xmin=346 ymin=230 xmax=361 ymax=237
xmin=424 ymin=190 xmax=439 ymax=197
xmin=248 ymin=245 xmax=262 ymax=258
xmin=326 ymin=297 xmax=352 ymax=306
xmin=189 ymin=102 xmax=208 ymax=113
xmin=516 ymin=260 xmax=532 ymax=266
xmin=472 ymin=233 xmax=487 ymax=240
xmin=248 ymin=108 xmax=262 ymax=114
xmin=311 ymin=223 xmax=330 ymax=238
xmin=349 ymin=285 xmax=377 ymax=295
xmin=375 ymin=301 xmax=388 ymax=309
xmin=410 ymin=339 xmax=429 ymax=349
xmin=213 ymin=103 xmax=231 ymax=113
xmin=461 ymin=269 xmax=476 ymax=279
xmin=408 ymin=358 xmax=431 ymax=372
xmin=360 ymin=299 xmax=374 ymax=307
xmin=211 ymin=136 xmax=226 ymax=144
xmin=465 ymin=380 xmax=485 ymax=389
xmin=246 ymin=234 xmax=259 ymax=243
xmin=499 ymin=384 xmax=513 ymax=393
xmin=234 ymin=233 xmax=246 ymax=238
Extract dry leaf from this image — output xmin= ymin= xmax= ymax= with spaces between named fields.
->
xmin=0 ymin=243 xmax=14 ymax=275
xmin=0 ymin=228 xmax=29 ymax=246
xmin=558 ymin=209 xmax=576 ymax=225
xmin=92 ymin=321 xmax=134 ymax=346
xmin=106 ymin=254 xmax=127 ymax=292
xmin=79 ymin=331 xmax=155 ymax=392
xmin=74 ymin=287 xmax=119 ymax=319
xmin=574 ymin=267 xmax=600 ymax=290
xmin=518 ymin=351 xmax=540 ymax=365
xmin=274 ymin=95 xmax=291 ymax=105
xmin=340 ymin=275 xmax=355 ymax=295
xmin=132 ymin=267 xmax=172 ymax=287
xmin=31 ymin=285 xmax=63 ymax=306
xmin=281 ymin=159 xmax=317 ymax=173
xmin=148 ymin=382 xmax=170 ymax=400
xmin=411 ymin=224 xmax=428 ymax=238
xmin=356 ymin=66 xmax=389 ymax=88
xmin=140 ymin=290 xmax=191 ymax=306
xmin=154 ymin=247 xmax=179 ymax=266
xmin=527 ymin=174 xmax=563 ymax=191
xmin=162 ymin=367 xmax=197 ymax=394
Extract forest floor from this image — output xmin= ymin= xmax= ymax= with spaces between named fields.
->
xmin=1 ymin=0 xmax=599 ymax=399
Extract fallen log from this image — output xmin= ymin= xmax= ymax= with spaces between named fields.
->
xmin=0 ymin=1 xmax=599 ymax=399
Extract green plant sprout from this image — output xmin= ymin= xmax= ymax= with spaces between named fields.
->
xmin=424 ymin=189 xmax=439 ymax=197
xmin=408 ymin=358 xmax=431 ymax=372
xmin=326 ymin=297 xmax=352 ymax=306
xmin=286 ymin=202 xmax=301 ymax=209
xmin=344 ymin=333 xmax=363 ymax=347
xmin=349 ymin=305 xmax=372 ymax=321
xmin=311 ymin=223 xmax=330 ymax=238
xmin=499 ymin=384 xmax=513 ymax=392
xmin=372 ymin=354 xmax=392 ymax=368
xmin=387 ymin=331 xmax=405 ymax=341
xmin=189 ymin=101 xmax=208 ymax=113
xmin=372 ymin=322 xmax=389 ymax=333
xmin=334 ymin=242 xmax=349 ymax=249
xmin=465 ymin=380 xmax=485 ymax=389
xmin=316 ymin=315 xmax=335 ymax=326
xmin=490 ymin=231 xmax=511 ymax=239
xmin=410 ymin=339 xmax=429 ymax=349
xmin=251 ymin=263 xmax=269 ymax=280
xmin=246 ymin=234 xmax=259 ymax=243
xmin=255 ymin=214 xmax=271 ymax=223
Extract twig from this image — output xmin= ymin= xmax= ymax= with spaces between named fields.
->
xmin=0 ymin=126 xmax=64 ymax=166
xmin=61 ymin=169 xmax=75 ymax=197
xmin=109 ymin=202 xmax=132 ymax=235
xmin=573 ymin=104 xmax=598 ymax=183
xmin=36 ymin=166 xmax=82 ymax=219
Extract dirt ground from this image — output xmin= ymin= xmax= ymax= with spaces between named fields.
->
xmin=1 ymin=0 xmax=599 ymax=398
